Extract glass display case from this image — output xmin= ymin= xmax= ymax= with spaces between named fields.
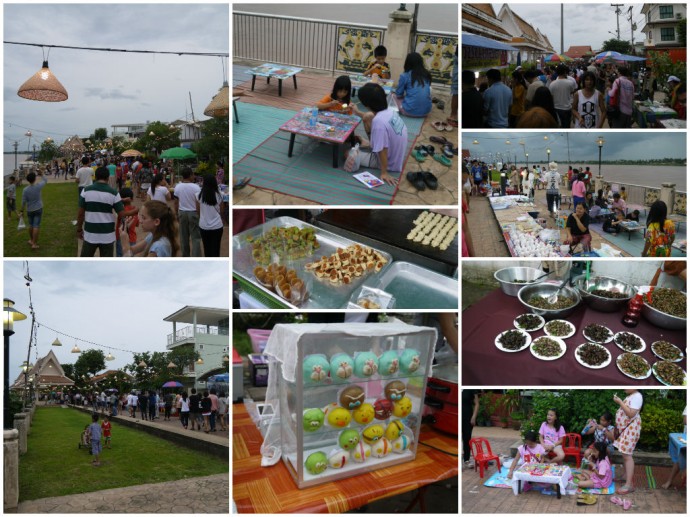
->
xmin=264 ymin=323 xmax=436 ymax=488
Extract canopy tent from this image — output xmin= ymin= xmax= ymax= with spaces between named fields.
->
xmin=545 ymin=53 xmax=573 ymax=63
xmin=462 ymin=32 xmax=518 ymax=72
xmin=462 ymin=33 xmax=518 ymax=51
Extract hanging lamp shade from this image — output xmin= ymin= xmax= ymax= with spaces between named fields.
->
xmin=203 ymin=81 xmax=229 ymax=118
xmin=52 ymin=337 xmax=62 ymax=346
xmin=167 ymin=361 xmax=177 ymax=368
xmin=17 ymin=60 xmax=68 ymax=102
xmin=138 ymin=360 xmax=147 ymax=368
xmin=71 ymin=344 xmax=81 ymax=353
xmin=105 ymin=352 xmax=115 ymax=361
xmin=196 ymin=357 xmax=204 ymax=365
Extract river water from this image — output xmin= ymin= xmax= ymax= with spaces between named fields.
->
xmin=553 ymin=164 xmax=687 ymax=192
xmin=4 ymin=154 xmax=34 ymax=176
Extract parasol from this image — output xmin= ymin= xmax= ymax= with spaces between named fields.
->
xmin=162 ymin=381 xmax=184 ymax=388
xmin=204 ymin=81 xmax=230 ymax=118
xmin=160 ymin=147 xmax=197 ymax=160
xmin=121 ymin=149 xmax=143 ymax=157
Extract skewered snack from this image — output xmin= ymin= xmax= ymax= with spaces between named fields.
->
xmin=307 ymin=244 xmax=388 ymax=286
xmin=248 ymin=226 xmax=319 ymax=265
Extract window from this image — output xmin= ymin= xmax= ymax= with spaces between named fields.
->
xmin=659 ymin=5 xmax=674 ymax=19
xmin=660 ymin=27 xmax=676 ymax=41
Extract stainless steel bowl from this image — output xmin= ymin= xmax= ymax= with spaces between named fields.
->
xmin=574 ymin=275 xmax=635 ymax=313
xmin=517 ymin=282 xmax=581 ymax=320
xmin=642 ymin=291 xmax=687 ymax=330
xmin=494 ymin=267 xmax=547 ymax=297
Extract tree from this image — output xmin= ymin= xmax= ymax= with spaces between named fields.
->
xmin=62 ymin=363 xmax=75 ymax=381
xmin=110 ymin=135 xmax=129 ymax=155
xmin=133 ymin=121 xmax=180 ymax=157
xmin=74 ymin=349 xmax=106 ymax=379
xmin=191 ymin=117 xmax=229 ymax=167
xmin=38 ymin=140 xmax=59 ymax=163
xmin=601 ymin=38 xmax=631 ymax=54
xmin=88 ymin=128 xmax=108 ymax=143
xmin=678 ymin=18 xmax=687 ymax=47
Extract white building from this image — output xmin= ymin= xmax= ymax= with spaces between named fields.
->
xmin=641 ymin=4 xmax=687 ymax=50
xmin=164 ymin=306 xmax=229 ymax=390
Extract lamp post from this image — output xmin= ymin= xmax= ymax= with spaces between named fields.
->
xmin=546 ymin=148 xmax=551 ymax=165
xmin=596 ymin=136 xmax=605 ymax=176
xmin=4 ymin=299 xmax=27 ymax=429
xmin=13 ymin=141 xmax=18 ymax=170
xmin=525 ymin=152 xmax=529 ymax=170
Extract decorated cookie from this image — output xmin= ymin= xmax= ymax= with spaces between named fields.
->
xmin=351 ymin=441 xmax=371 ymax=463
xmin=354 ymin=351 xmax=379 ymax=377
xmin=378 ymin=350 xmax=400 ymax=376
xmin=371 ymin=437 xmax=392 ymax=458
xmin=338 ymin=429 xmax=360 ymax=451
xmin=330 ymin=353 xmax=354 ymax=380
xmin=339 ymin=385 xmax=365 ymax=410
xmin=303 ymin=354 xmax=330 ymax=384
xmin=373 ymin=398 xmax=394 ymax=420
xmin=302 ymin=408 xmax=325 ymax=432
xmin=326 ymin=406 xmax=352 ymax=428
xmin=384 ymin=380 xmax=407 ymax=401
xmin=327 ymin=448 xmax=349 ymax=469
xmin=385 ymin=420 xmax=404 ymax=441
xmin=392 ymin=434 xmax=412 ymax=453
xmin=304 ymin=451 xmax=328 ymax=475
xmin=352 ymin=403 xmax=376 ymax=425
xmin=400 ymin=349 xmax=421 ymax=374
xmin=362 ymin=424 xmax=384 ymax=445
xmin=393 ymin=396 xmax=413 ymax=418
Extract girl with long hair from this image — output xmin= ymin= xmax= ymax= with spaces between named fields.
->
xmin=146 ymin=173 xmax=171 ymax=203
xmin=122 ymin=200 xmax=180 ymax=257
xmin=196 ymin=174 xmax=225 ymax=257
xmin=393 ymin=52 xmax=432 ymax=117
xmin=643 ymin=200 xmax=676 ymax=257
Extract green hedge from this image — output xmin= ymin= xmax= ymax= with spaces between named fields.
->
xmin=523 ymin=390 xmax=684 ymax=451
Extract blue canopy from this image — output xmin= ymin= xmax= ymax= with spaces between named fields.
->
xmin=619 ymin=54 xmax=647 ymax=62
xmin=462 ymin=32 xmax=518 ymax=52
xmin=208 ymin=373 xmax=229 ymax=383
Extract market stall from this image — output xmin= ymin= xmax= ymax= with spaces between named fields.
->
xmin=462 ymin=267 xmax=686 ymax=386
xmin=233 ymin=211 xmax=459 ymax=310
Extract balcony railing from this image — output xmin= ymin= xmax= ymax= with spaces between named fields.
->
xmin=167 ymin=324 xmax=229 ymax=346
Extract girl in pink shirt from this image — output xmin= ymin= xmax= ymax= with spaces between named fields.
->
xmin=539 ymin=408 xmax=566 ymax=463
xmin=577 ymin=442 xmax=613 ymax=489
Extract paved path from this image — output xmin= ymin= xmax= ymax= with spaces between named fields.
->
xmin=18 ymin=473 xmax=228 ymax=514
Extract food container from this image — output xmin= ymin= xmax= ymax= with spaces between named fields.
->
xmin=494 ymin=267 xmax=547 ymax=297
xmin=641 ymin=291 xmax=687 ymax=330
xmin=364 ymin=262 xmax=457 ymax=309
xmin=574 ymin=275 xmax=635 ymax=312
xmin=249 ymin=354 xmax=270 ymax=387
xmin=424 ymin=363 xmax=458 ymax=435
xmin=517 ymin=282 xmax=581 ymax=320
xmin=263 ymin=323 xmax=436 ymax=488
xmin=247 ymin=328 xmax=272 ymax=354
xmin=347 ymin=286 xmax=395 ymax=310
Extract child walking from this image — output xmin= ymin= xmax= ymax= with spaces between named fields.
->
xmin=577 ymin=442 xmax=613 ymax=489
xmin=122 ymin=200 xmax=179 ymax=257
xmin=101 ymin=415 xmax=112 ymax=449
xmin=539 ymin=408 xmax=566 ymax=463
xmin=88 ymin=413 xmax=102 ymax=466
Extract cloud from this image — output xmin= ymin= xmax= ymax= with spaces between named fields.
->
xmin=58 ymin=107 xmax=79 ymax=112
xmin=83 ymin=87 xmax=139 ymax=100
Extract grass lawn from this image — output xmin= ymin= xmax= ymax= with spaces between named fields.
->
xmin=5 ymin=181 xmax=78 ymax=257
xmin=19 ymin=407 xmax=228 ymax=501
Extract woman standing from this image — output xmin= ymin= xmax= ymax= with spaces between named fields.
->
xmin=509 ymin=69 xmax=527 ymax=128
xmin=179 ymin=392 xmax=190 ymax=430
xmin=571 ymin=172 xmax=587 ymax=208
xmin=196 ymin=175 xmax=225 ymax=257
xmin=643 ymin=200 xmax=676 ymax=257
xmin=572 ymin=71 xmax=606 ymax=129
xmin=613 ymin=390 xmax=643 ymax=495
xmin=146 ymin=174 xmax=171 ymax=203
xmin=201 ymin=391 xmax=212 ymax=433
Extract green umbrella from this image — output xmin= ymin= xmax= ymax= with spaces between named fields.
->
xmin=159 ymin=147 xmax=196 ymax=160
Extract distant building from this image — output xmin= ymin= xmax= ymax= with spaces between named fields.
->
xmin=641 ymin=4 xmax=687 ymax=61
xmin=462 ymin=4 xmax=513 ymax=43
xmin=111 ymin=123 xmax=149 ymax=141
xmin=564 ymin=46 xmax=594 ymax=59
xmin=497 ymin=4 xmax=555 ymax=65
xmin=11 ymin=350 xmax=74 ymax=393
xmin=164 ymin=306 xmax=229 ymax=390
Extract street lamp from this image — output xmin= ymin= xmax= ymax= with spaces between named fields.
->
xmin=4 ymin=299 xmax=27 ymax=429
xmin=525 ymin=152 xmax=529 ymax=170
xmin=546 ymin=148 xmax=551 ymax=164
xmin=596 ymin=136 xmax=605 ymax=176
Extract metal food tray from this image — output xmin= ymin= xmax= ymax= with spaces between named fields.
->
xmin=361 ymin=261 xmax=458 ymax=309
xmin=233 ymin=216 xmax=393 ymax=309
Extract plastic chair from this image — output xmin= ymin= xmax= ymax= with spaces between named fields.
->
xmin=562 ymin=433 xmax=583 ymax=468
xmin=469 ymin=437 xmax=501 ymax=479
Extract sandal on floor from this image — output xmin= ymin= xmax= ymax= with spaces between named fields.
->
xmin=618 ymin=486 xmax=635 ymax=495
xmin=623 ymin=499 xmax=632 ymax=511
xmin=436 ymin=100 xmax=445 ymax=110
xmin=422 ymin=172 xmax=438 ymax=190
xmin=233 ymin=177 xmax=251 ymax=190
xmin=576 ymin=494 xmax=597 ymax=506
xmin=442 ymin=146 xmax=454 ymax=159
xmin=406 ymin=171 xmax=426 ymax=191
xmin=610 ymin=496 xmax=624 ymax=506
xmin=433 ymin=154 xmax=452 ymax=167
xmin=432 ymin=121 xmax=447 ymax=131
xmin=412 ymin=149 xmax=427 ymax=162
xmin=431 ymin=96 xmax=440 ymax=104
xmin=446 ymin=118 xmax=458 ymax=127
xmin=423 ymin=145 xmax=435 ymax=156
xmin=429 ymin=135 xmax=450 ymax=146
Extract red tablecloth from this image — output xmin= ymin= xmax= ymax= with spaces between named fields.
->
xmin=462 ymin=288 xmax=686 ymax=385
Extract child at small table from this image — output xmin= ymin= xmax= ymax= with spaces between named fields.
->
xmin=507 ymin=431 xmax=546 ymax=479
xmin=577 ymin=442 xmax=613 ymax=489
xmin=539 ymin=408 xmax=566 ymax=463
xmin=363 ymin=45 xmax=390 ymax=79
xmin=316 ymin=76 xmax=362 ymax=117
xmin=101 ymin=415 xmax=112 ymax=449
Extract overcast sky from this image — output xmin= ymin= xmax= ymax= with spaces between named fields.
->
xmin=4 ymin=261 xmax=229 ymax=382
xmin=4 ymin=3 xmax=229 ymax=148
xmin=489 ymin=3 xmax=649 ymax=53
xmin=462 ymin=132 xmax=687 ymax=162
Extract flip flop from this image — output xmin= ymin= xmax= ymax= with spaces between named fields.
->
xmin=610 ymin=496 xmax=624 ymax=506
xmin=623 ymin=499 xmax=632 ymax=510
xmin=576 ymin=494 xmax=597 ymax=506
xmin=431 ymin=97 xmax=440 ymax=104
xmin=432 ymin=121 xmax=447 ymax=131
xmin=414 ymin=145 xmax=429 ymax=156
xmin=446 ymin=118 xmax=458 ymax=127
xmin=442 ymin=147 xmax=454 ymax=159
xmin=618 ymin=486 xmax=635 ymax=495
xmin=412 ymin=150 xmax=427 ymax=162
xmin=433 ymin=154 xmax=452 ymax=167
xmin=429 ymin=135 xmax=450 ymax=146
xmin=443 ymin=123 xmax=455 ymax=132
xmin=422 ymin=172 xmax=438 ymax=190
xmin=436 ymin=100 xmax=445 ymax=110
xmin=406 ymin=171 xmax=426 ymax=191
xmin=233 ymin=177 xmax=251 ymax=190
xmin=423 ymin=145 xmax=435 ymax=156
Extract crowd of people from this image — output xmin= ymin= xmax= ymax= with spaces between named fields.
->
xmin=12 ymin=152 xmax=227 ymax=257
xmin=462 ymin=62 xmax=686 ymax=129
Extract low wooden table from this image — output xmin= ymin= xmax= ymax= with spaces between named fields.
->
xmin=618 ymin=221 xmax=646 ymax=241
xmin=247 ymin=63 xmax=302 ymax=97
xmin=279 ymin=110 xmax=361 ymax=168
xmin=510 ymin=463 xmax=572 ymax=499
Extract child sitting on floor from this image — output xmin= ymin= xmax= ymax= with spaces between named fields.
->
xmin=393 ymin=52 xmax=432 ymax=117
xmin=577 ymin=442 xmax=613 ymax=489
xmin=363 ymin=45 xmax=391 ymax=80
xmin=316 ymin=76 xmax=363 ymax=117
xmin=507 ymin=431 xmax=546 ymax=479
xmin=581 ymin=411 xmax=615 ymax=463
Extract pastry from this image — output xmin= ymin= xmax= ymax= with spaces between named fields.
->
xmin=338 ymin=429 xmax=361 ymax=451
xmin=392 ymin=396 xmax=413 ymax=418
xmin=327 ymin=448 xmax=349 ymax=469
xmin=378 ymin=350 xmax=400 ymax=376
xmin=400 ymin=349 xmax=421 ymax=374
xmin=385 ymin=420 xmax=404 ymax=441
xmin=339 ymin=385 xmax=365 ymax=410
xmin=326 ymin=406 xmax=352 ymax=428
xmin=354 ymin=351 xmax=379 ymax=377
xmin=384 ymin=380 xmax=406 ymax=401
xmin=371 ymin=437 xmax=392 ymax=458
xmin=373 ymin=398 xmax=393 ymax=420
xmin=352 ymin=403 xmax=376 ymax=425
xmin=361 ymin=424 xmax=384 ymax=445
xmin=302 ymin=408 xmax=325 ymax=432
xmin=330 ymin=353 xmax=354 ymax=381
xmin=303 ymin=354 xmax=330 ymax=384
xmin=304 ymin=451 xmax=328 ymax=475
xmin=350 ymin=441 xmax=371 ymax=463
xmin=392 ymin=434 xmax=412 ymax=453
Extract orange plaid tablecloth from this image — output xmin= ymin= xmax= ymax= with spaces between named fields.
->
xmin=233 ymin=403 xmax=458 ymax=513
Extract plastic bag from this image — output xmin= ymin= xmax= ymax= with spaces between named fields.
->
xmin=17 ymin=216 xmax=26 ymax=231
xmin=343 ymin=143 xmax=361 ymax=173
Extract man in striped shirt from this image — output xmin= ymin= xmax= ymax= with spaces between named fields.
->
xmin=77 ymin=166 xmax=137 ymax=257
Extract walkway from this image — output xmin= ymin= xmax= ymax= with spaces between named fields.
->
xmin=18 ymin=473 xmax=229 ymax=513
